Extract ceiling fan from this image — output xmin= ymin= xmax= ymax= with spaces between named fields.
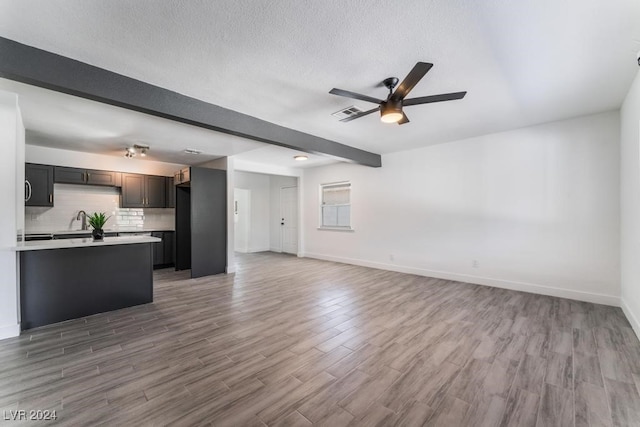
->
xmin=329 ymin=62 xmax=467 ymax=125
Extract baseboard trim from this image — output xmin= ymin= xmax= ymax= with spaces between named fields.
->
xmin=303 ymin=252 xmax=620 ymax=306
xmin=248 ymin=247 xmax=271 ymax=253
xmin=621 ymin=299 xmax=640 ymax=340
xmin=0 ymin=323 xmax=20 ymax=340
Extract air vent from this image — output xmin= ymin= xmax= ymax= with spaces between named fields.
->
xmin=184 ymin=148 xmax=202 ymax=155
xmin=331 ymin=105 xmax=363 ymax=120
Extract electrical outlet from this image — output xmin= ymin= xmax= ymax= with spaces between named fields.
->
xmin=472 ymin=259 xmax=479 ymax=268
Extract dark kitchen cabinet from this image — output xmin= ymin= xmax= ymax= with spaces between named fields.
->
xmin=54 ymin=167 xmax=84 ymax=185
xmin=55 ymin=166 xmax=121 ymax=187
xmin=121 ymin=174 xmax=166 ymax=208
xmin=163 ymin=231 xmax=175 ymax=264
xmin=151 ymin=232 xmax=164 ymax=266
xmin=121 ymin=174 xmax=146 ymax=207
xmin=146 ymin=176 xmax=166 ymax=208
xmin=151 ymin=231 xmax=175 ymax=268
xmin=87 ymin=169 xmax=121 ymax=186
xmin=25 ymin=163 xmax=54 ymax=207
xmin=165 ymin=177 xmax=175 ymax=208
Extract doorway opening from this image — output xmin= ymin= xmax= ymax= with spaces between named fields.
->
xmin=233 ymin=171 xmax=298 ymax=255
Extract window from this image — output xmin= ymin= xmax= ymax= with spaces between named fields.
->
xmin=320 ymin=182 xmax=352 ymax=230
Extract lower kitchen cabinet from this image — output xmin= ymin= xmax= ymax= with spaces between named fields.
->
xmin=151 ymin=231 xmax=175 ymax=268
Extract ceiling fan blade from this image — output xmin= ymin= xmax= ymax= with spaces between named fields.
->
xmin=397 ymin=112 xmax=410 ymax=125
xmin=329 ymin=88 xmax=384 ymax=105
xmin=403 ymin=91 xmax=467 ymax=106
xmin=339 ymin=107 xmax=379 ymax=122
xmin=391 ymin=62 xmax=433 ymax=101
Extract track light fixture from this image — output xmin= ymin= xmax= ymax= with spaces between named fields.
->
xmin=124 ymin=144 xmax=150 ymax=158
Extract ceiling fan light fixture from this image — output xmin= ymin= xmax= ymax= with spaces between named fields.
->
xmin=380 ymin=100 xmax=403 ymax=123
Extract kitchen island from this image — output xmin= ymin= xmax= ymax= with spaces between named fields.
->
xmin=15 ymin=235 xmax=161 ymax=330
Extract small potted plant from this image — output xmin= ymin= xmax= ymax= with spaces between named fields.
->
xmin=88 ymin=212 xmax=110 ymax=241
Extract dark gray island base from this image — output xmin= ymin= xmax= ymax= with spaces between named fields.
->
xmin=19 ymin=239 xmax=156 ymax=330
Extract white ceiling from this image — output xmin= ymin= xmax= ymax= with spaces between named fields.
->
xmin=233 ymin=145 xmax=337 ymax=169
xmin=1 ymin=0 xmax=639 ymax=163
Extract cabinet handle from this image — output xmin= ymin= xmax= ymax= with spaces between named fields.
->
xmin=83 ymin=172 xmax=86 ymax=182
xmin=86 ymin=172 xmax=90 ymax=181
xmin=25 ymin=180 xmax=32 ymax=202
xmin=49 ymin=194 xmax=53 ymax=204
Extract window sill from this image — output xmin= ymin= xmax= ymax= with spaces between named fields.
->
xmin=317 ymin=227 xmax=355 ymax=232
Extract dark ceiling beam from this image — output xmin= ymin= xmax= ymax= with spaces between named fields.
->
xmin=0 ymin=37 xmax=381 ymax=167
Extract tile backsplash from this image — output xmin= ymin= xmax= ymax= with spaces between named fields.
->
xmin=25 ymin=184 xmax=174 ymax=233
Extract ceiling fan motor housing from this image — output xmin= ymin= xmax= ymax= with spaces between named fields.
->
xmin=383 ymin=77 xmax=399 ymax=92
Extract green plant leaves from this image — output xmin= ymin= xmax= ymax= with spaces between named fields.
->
xmin=87 ymin=212 xmax=111 ymax=230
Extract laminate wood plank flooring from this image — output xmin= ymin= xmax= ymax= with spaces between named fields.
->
xmin=0 ymin=252 xmax=639 ymax=426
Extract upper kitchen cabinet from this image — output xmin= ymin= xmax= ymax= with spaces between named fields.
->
xmin=121 ymin=173 xmax=166 ymax=208
xmin=146 ymin=176 xmax=166 ymax=207
xmin=174 ymin=167 xmax=190 ymax=185
xmin=25 ymin=163 xmax=53 ymax=207
xmin=165 ymin=177 xmax=175 ymax=208
xmin=55 ymin=166 xmax=122 ymax=187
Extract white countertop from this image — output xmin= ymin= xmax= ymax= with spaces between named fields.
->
xmin=14 ymin=235 xmax=162 ymax=251
xmin=24 ymin=228 xmax=174 ymax=236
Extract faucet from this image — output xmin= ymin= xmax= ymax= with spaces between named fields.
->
xmin=76 ymin=210 xmax=88 ymax=230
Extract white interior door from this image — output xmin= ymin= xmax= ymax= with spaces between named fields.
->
xmin=280 ymin=186 xmax=298 ymax=254
xmin=234 ymin=188 xmax=251 ymax=253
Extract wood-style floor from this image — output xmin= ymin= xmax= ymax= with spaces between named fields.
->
xmin=1 ymin=252 xmax=639 ymax=426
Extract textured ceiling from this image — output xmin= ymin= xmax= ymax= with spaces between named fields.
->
xmin=1 ymin=0 xmax=639 ymax=160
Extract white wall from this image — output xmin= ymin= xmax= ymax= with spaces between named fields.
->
xmin=621 ymin=69 xmax=640 ymax=336
xmin=270 ymin=175 xmax=298 ymax=251
xmin=303 ymin=111 xmax=621 ymax=305
xmin=235 ymin=171 xmax=271 ymax=252
xmin=0 ymin=92 xmax=22 ymax=339
xmin=225 ymin=158 xmax=235 ymax=274
xmin=234 ymin=158 xmax=302 ymax=178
